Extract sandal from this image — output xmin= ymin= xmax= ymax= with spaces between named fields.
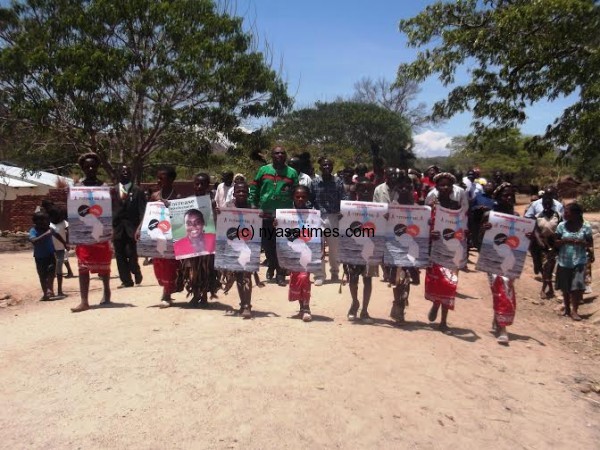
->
xmin=159 ymin=299 xmax=172 ymax=309
xmin=497 ymin=333 xmax=509 ymax=345
xmin=347 ymin=302 xmax=359 ymax=321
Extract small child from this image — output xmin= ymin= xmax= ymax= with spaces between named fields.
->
xmin=49 ymin=207 xmax=71 ymax=297
xmin=182 ymin=172 xmax=220 ymax=307
xmin=286 ymin=185 xmax=313 ymax=322
xmin=29 ymin=211 xmax=58 ymax=301
xmin=229 ymin=181 xmax=254 ymax=318
xmin=555 ymin=202 xmax=594 ymax=321
xmin=344 ymin=178 xmax=377 ymax=323
xmin=387 ymin=170 xmax=419 ymax=325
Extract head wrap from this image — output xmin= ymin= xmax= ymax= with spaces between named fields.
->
xmin=433 ymin=172 xmax=456 ymax=184
xmin=493 ymin=182 xmax=513 ymax=199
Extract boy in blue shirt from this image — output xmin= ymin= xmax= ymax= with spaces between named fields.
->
xmin=29 ymin=211 xmax=62 ymax=301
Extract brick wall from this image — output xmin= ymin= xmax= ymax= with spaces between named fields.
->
xmin=0 ymin=183 xmax=199 ymax=231
xmin=0 ymin=189 xmax=68 ymax=231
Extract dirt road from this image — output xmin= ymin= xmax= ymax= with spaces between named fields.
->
xmin=1 ymin=244 xmax=599 ymax=448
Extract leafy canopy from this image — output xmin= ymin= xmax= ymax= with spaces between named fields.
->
xmin=269 ymin=101 xmax=414 ymax=168
xmin=0 ymin=0 xmax=291 ymax=180
xmin=398 ymin=0 xmax=599 ymax=159
xmin=447 ymin=127 xmax=564 ymax=187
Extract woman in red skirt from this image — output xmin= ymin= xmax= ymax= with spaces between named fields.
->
xmin=145 ymin=166 xmax=183 ymax=308
xmin=71 ymin=153 xmax=113 ymax=312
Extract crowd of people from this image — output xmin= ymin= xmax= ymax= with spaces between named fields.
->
xmin=28 ymin=149 xmax=595 ymax=345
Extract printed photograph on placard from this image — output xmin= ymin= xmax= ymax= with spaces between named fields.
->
xmin=170 ymin=196 xmax=216 ymax=259
xmin=215 ymin=208 xmax=262 ymax=272
xmin=68 ymin=186 xmax=112 ymax=244
xmin=338 ymin=201 xmax=388 ymax=266
xmin=275 ymin=209 xmax=323 ymax=274
xmin=430 ymin=205 xmax=468 ymax=270
xmin=476 ymin=212 xmax=535 ymax=278
xmin=138 ymin=201 xmax=175 ymax=259
xmin=384 ymin=204 xmax=431 ymax=267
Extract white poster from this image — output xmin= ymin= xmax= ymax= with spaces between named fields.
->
xmin=170 ymin=196 xmax=215 ymax=260
xmin=276 ymin=209 xmax=323 ymax=274
xmin=68 ymin=186 xmax=112 ymax=244
xmin=430 ymin=205 xmax=468 ymax=270
xmin=214 ymin=208 xmax=262 ymax=272
xmin=384 ymin=204 xmax=431 ymax=267
xmin=138 ymin=201 xmax=175 ymax=259
xmin=338 ymin=201 xmax=388 ymax=266
xmin=476 ymin=212 xmax=535 ymax=278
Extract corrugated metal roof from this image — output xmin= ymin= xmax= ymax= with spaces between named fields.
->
xmin=0 ymin=177 xmax=37 ymax=188
xmin=0 ymin=164 xmax=74 ymax=187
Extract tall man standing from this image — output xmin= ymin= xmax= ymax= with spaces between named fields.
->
xmin=112 ymin=165 xmax=146 ymax=288
xmin=249 ymin=146 xmax=298 ymax=286
xmin=311 ymin=158 xmax=347 ymax=285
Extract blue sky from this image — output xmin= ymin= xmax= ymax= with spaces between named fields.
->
xmin=0 ymin=0 xmax=574 ymax=157
xmin=237 ymin=0 xmax=574 ymax=157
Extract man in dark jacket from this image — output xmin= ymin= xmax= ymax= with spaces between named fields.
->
xmin=113 ymin=165 xmax=146 ymax=288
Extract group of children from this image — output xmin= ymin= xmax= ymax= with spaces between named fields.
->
xmin=28 ymin=155 xmax=595 ymax=346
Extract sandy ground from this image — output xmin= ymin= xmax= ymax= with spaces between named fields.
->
xmin=1 ymin=221 xmax=600 ymax=448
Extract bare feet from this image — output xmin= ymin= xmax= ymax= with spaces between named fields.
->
xmin=428 ymin=304 xmax=439 ymax=322
xmin=438 ymin=322 xmax=451 ymax=333
xmin=71 ymin=303 xmax=90 ymax=313
xmin=571 ymin=312 xmax=582 ymax=321
xmin=241 ymin=306 xmax=252 ymax=319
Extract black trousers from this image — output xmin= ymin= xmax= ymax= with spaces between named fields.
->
xmin=261 ymin=218 xmax=281 ymax=275
xmin=113 ymin=236 xmax=141 ymax=285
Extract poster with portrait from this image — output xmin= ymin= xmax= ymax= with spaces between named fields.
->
xmin=384 ymin=204 xmax=431 ymax=267
xmin=339 ymin=201 xmax=388 ymax=266
xmin=275 ymin=209 xmax=323 ymax=274
xmin=476 ymin=212 xmax=535 ymax=278
xmin=170 ymin=195 xmax=216 ymax=260
xmin=137 ymin=201 xmax=175 ymax=259
xmin=68 ymin=186 xmax=112 ymax=244
xmin=214 ymin=208 xmax=262 ymax=272
xmin=430 ymin=205 xmax=468 ymax=270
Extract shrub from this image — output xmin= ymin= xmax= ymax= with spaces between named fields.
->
xmin=580 ymin=191 xmax=600 ymax=212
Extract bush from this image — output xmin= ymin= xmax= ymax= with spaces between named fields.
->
xmin=580 ymin=191 xmax=600 ymax=212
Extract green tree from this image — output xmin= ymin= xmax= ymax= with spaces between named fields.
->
xmin=446 ymin=128 xmax=562 ymax=187
xmin=0 ymin=0 xmax=291 ymax=181
xmin=269 ymin=101 xmax=414 ymax=168
xmin=398 ymin=0 xmax=599 ymax=164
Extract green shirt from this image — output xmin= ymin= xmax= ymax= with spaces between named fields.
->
xmin=249 ymin=164 xmax=298 ymax=213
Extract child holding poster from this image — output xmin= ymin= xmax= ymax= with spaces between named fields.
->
xmin=221 ymin=181 xmax=255 ymax=318
xmin=385 ymin=170 xmax=425 ymax=325
xmin=481 ymin=183 xmax=533 ymax=344
xmin=180 ymin=173 xmax=220 ymax=307
xmin=424 ymin=172 xmax=468 ymax=331
xmin=343 ymin=178 xmax=378 ymax=323
xmin=70 ymin=153 xmax=112 ymax=313
xmin=281 ymin=185 xmax=315 ymax=322
xmin=139 ymin=166 xmax=183 ymax=308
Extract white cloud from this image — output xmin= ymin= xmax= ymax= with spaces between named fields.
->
xmin=413 ymin=130 xmax=453 ymax=157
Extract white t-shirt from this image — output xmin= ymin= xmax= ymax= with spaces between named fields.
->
xmin=50 ymin=220 xmax=68 ymax=251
